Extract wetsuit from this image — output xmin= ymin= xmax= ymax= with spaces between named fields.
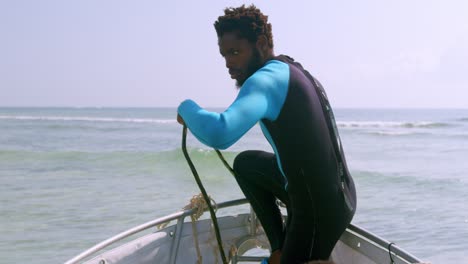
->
xmin=178 ymin=55 xmax=357 ymax=263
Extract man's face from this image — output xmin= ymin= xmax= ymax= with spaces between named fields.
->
xmin=218 ymin=32 xmax=262 ymax=88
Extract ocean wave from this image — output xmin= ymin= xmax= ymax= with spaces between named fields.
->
xmin=0 ymin=115 xmax=454 ymax=129
xmin=454 ymin=133 xmax=468 ymax=139
xmin=0 ymin=148 xmax=239 ymax=179
xmin=0 ymin=148 xmax=238 ymax=163
xmin=366 ymin=131 xmax=426 ymax=136
xmin=337 ymin=121 xmax=451 ymax=129
xmin=0 ymin=115 xmax=176 ymax=124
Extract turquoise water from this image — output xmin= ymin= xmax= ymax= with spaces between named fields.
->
xmin=1 ymin=107 xmax=467 ymax=263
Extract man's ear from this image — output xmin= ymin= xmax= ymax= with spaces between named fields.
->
xmin=256 ymin=35 xmax=269 ymax=56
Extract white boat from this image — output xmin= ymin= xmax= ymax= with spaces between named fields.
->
xmin=65 ymin=198 xmax=424 ymax=264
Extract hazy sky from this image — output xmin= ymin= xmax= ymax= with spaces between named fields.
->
xmin=1 ymin=0 xmax=467 ymax=108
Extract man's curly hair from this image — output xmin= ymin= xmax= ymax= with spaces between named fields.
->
xmin=214 ymin=5 xmax=274 ymax=48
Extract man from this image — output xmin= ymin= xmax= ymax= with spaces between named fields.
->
xmin=177 ymin=5 xmax=356 ymax=264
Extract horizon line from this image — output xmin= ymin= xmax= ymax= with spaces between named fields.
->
xmin=1 ymin=105 xmax=467 ymax=110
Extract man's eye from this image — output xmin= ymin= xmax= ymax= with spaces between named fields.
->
xmin=232 ymin=50 xmax=239 ymax=55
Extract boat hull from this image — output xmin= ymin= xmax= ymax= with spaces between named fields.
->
xmin=65 ymin=199 xmax=423 ymax=264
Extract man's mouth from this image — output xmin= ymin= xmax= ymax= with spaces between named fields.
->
xmin=229 ymin=69 xmax=242 ymax=79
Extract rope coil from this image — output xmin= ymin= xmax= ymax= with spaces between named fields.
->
xmin=183 ymin=193 xmax=218 ymax=220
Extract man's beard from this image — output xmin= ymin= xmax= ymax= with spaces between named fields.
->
xmin=236 ymin=49 xmax=262 ymax=88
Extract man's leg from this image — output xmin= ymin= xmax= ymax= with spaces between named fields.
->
xmin=281 ymin=172 xmax=353 ymax=263
xmin=280 ymin=181 xmax=319 ymax=263
xmin=233 ymin=150 xmax=289 ymax=252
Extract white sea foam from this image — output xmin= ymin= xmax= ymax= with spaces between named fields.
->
xmin=368 ymin=130 xmax=422 ymax=136
xmin=337 ymin=121 xmax=449 ymax=129
xmin=0 ymin=115 xmax=176 ymax=124
xmin=0 ymin=115 xmax=452 ymax=128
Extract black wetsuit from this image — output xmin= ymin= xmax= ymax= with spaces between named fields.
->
xmin=179 ymin=55 xmax=357 ymax=263
xmin=234 ymin=55 xmax=356 ymax=262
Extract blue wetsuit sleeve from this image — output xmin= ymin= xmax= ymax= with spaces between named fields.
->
xmin=177 ymin=61 xmax=289 ymax=149
xmin=178 ymin=78 xmax=269 ymax=149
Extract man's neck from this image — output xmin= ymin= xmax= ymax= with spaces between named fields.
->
xmin=261 ymin=50 xmax=275 ymax=65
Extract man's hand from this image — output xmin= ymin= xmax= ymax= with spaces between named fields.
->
xmin=177 ymin=114 xmax=185 ymax=125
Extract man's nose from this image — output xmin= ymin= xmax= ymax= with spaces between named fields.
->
xmin=225 ymin=57 xmax=234 ymax=69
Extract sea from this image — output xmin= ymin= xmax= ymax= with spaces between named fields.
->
xmin=1 ymin=107 xmax=467 ymax=264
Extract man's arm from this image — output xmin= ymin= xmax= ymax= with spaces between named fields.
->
xmin=177 ymin=60 xmax=289 ymax=149
xmin=177 ymin=80 xmax=269 ymax=149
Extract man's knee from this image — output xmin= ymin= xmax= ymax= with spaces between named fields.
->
xmin=233 ymin=150 xmax=255 ymax=176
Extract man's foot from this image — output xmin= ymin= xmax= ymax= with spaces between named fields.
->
xmin=268 ymin=249 xmax=281 ymax=264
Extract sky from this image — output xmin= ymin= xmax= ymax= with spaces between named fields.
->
xmin=1 ymin=0 xmax=467 ymax=108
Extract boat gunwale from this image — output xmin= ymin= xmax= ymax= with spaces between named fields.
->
xmin=64 ymin=198 xmax=423 ymax=264
xmin=346 ymin=224 xmax=421 ymax=263
xmin=64 ymin=198 xmax=247 ymax=264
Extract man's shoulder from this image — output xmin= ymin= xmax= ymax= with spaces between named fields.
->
xmin=240 ymin=60 xmax=290 ymax=96
xmin=273 ymin=54 xmax=295 ymax=63
xmin=257 ymin=59 xmax=289 ymax=77
xmin=248 ymin=60 xmax=289 ymax=87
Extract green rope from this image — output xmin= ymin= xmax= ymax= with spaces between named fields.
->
xmin=181 ymin=125 xmax=228 ymax=264
xmin=215 ymin=149 xmax=236 ymax=176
